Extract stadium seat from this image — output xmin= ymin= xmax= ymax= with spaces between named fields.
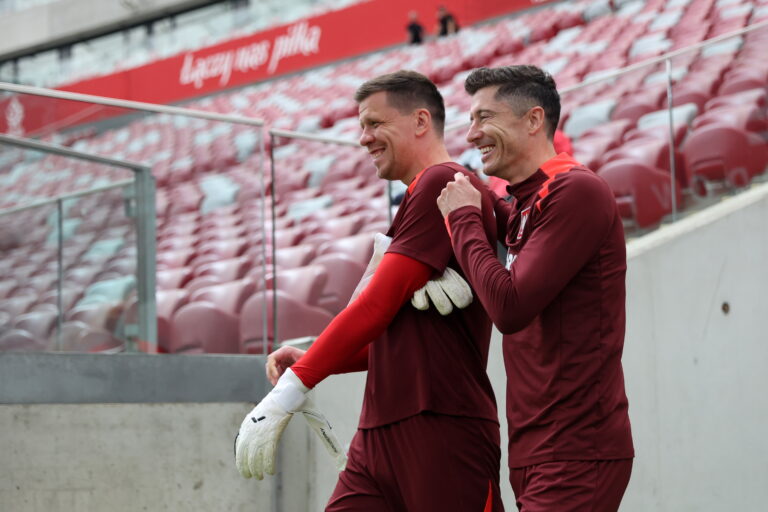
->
xmin=58 ymin=321 xmax=124 ymax=353
xmin=311 ymin=253 xmax=367 ymax=315
xmin=691 ymin=104 xmax=768 ymax=133
xmin=682 ymin=124 xmax=768 ymax=193
xmin=189 ymin=278 xmax=257 ymax=315
xmin=14 ymin=309 xmax=59 ymax=341
xmin=239 ymin=290 xmax=334 ymax=354
xmin=193 ymin=255 xmax=252 ymax=281
xmin=598 ymin=159 xmax=682 ymax=229
xmin=170 ymin=302 xmax=240 ymax=354
xmin=0 ymin=329 xmax=48 ymax=352
xmin=270 ymin=265 xmax=329 ymax=307
xmin=318 ymin=232 xmax=375 ymax=265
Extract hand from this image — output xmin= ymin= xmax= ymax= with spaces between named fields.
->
xmin=235 ymin=368 xmax=308 ymax=480
xmin=266 ymin=346 xmax=306 ymax=386
xmin=437 ymin=172 xmax=481 ymax=218
xmin=411 ymin=267 xmax=473 ymax=315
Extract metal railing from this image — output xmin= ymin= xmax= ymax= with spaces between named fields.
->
xmin=0 ymin=133 xmax=157 ymax=351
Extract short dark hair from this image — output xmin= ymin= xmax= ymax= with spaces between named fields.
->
xmin=355 ymin=70 xmax=446 ymax=135
xmin=464 ymin=65 xmax=560 ymax=139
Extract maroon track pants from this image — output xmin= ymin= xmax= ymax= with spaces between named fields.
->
xmin=509 ymin=459 xmax=633 ymax=512
xmin=326 ymin=412 xmax=504 ymax=512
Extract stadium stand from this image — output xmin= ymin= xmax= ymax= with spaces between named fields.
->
xmin=1 ymin=0 xmax=767 ymax=353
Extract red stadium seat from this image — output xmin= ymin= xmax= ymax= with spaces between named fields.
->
xmin=273 ymin=244 xmax=316 ymax=269
xmin=691 ymin=104 xmax=768 ymax=133
xmin=14 ymin=309 xmax=59 ymax=341
xmin=270 ymin=265 xmax=329 ymax=307
xmin=598 ymin=159 xmax=682 ymax=229
xmin=0 ymin=329 xmax=48 ymax=352
xmin=189 ymin=278 xmax=257 ymax=315
xmin=311 ymin=253 xmax=367 ymax=315
xmin=170 ymin=302 xmax=239 ymax=354
xmin=193 ymin=255 xmax=253 ymax=281
xmin=239 ymin=290 xmax=333 ymax=354
xmin=318 ymin=232 xmax=374 ymax=265
xmin=156 ymin=267 xmax=194 ymax=290
xmin=682 ymin=124 xmax=768 ymax=193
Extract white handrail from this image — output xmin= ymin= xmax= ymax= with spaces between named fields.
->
xmin=0 ymin=82 xmax=265 ymax=127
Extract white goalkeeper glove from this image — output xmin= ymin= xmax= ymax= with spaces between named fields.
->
xmin=411 ymin=267 xmax=473 ymax=315
xmin=234 ymin=368 xmax=346 ymax=480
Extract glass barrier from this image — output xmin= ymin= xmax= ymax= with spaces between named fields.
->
xmin=0 ymin=89 xmax=268 ymax=356
xmin=261 ymin=131 xmax=384 ymax=353
xmin=2 ymin=17 xmax=766 ymax=357
xmin=0 ymin=136 xmax=153 ymax=353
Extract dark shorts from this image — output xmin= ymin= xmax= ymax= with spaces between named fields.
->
xmin=509 ymin=459 xmax=633 ymax=512
xmin=326 ymin=412 xmax=504 ymax=512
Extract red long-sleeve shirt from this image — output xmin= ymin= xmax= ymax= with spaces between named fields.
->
xmin=446 ymin=153 xmax=634 ymax=467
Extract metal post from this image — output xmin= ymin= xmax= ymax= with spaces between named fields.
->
xmin=269 ymin=132 xmax=278 ymax=351
xmin=665 ymin=58 xmax=678 ymax=222
xmin=56 ymin=198 xmax=64 ymax=351
xmin=133 ymin=166 xmax=158 ymax=352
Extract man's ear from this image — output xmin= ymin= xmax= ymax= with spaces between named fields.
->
xmin=413 ymin=108 xmax=431 ymax=136
xmin=527 ymin=106 xmax=547 ymax=136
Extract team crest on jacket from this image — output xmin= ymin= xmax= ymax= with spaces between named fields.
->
xmin=517 ymin=207 xmax=531 ymax=240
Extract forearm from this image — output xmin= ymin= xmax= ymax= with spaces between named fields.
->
xmin=290 ymin=253 xmax=432 ymax=388
xmin=447 ymin=206 xmax=530 ymax=333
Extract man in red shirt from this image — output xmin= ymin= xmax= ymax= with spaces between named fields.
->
xmin=235 ymin=70 xmax=504 ymax=511
xmin=437 ymin=65 xmax=634 ymax=511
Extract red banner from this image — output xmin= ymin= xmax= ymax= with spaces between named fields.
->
xmin=1 ymin=0 xmax=549 ymax=136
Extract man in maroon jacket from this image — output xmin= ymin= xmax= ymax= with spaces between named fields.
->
xmin=437 ymin=65 xmax=634 ymax=511
xmin=236 ymin=70 xmax=504 ymax=511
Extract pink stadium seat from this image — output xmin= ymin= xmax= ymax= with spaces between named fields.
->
xmin=58 ymin=321 xmax=123 ymax=353
xmin=157 ymin=248 xmax=197 ymax=269
xmin=189 ymin=278 xmax=257 ymax=315
xmin=273 ymin=244 xmax=316 ymax=270
xmin=170 ymin=302 xmax=240 ymax=354
xmin=704 ymin=88 xmax=767 ymax=111
xmin=312 ymin=253 xmax=367 ymax=315
xmin=318 ymin=232 xmax=375 ymax=265
xmin=692 ymin=105 xmax=768 ymax=133
xmin=0 ymin=329 xmax=48 ymax=352
xmin=156 ymin=267 xmax=194 ymax=290
xmin=598 ymin=159 xmax=682 ymax=229
xmin=14 ymin=309 xmax=59 ymax=341
xmin=196 ymin=238 xmax=249 ymax=259
xmin=601 ymin=137 xmax=684 ymax=183
xmin=0 ymin=279 xmax=19 ymax=299
xmin=270 ymin=265 xmax=329 ymax=307
xmin=193 ymin=255 xmax=252 ymax=281
xmin=682 ymin=124 xmax=768 ymax=193
xmin=574 ymin=134 xmax=624 ymax=171
xmin=239 ymin=290 xmax=334 ymax=354
xmin=0 ymin=295 xmax=38 ymax=317
xmin=66 ymin=301 xmax=124 ymax=332
xmin=611 ymin=87 xmax=666 ymax=124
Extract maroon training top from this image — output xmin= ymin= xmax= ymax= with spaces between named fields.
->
xmin=358 ymin=162 xmax=499 ymax=429
xmin=446 ymin=154 xmax=634 ymax=467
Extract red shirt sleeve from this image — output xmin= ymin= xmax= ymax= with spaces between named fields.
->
xmin=446 ymin=172 xmax=617 ymax=334
xmin=290 ymin=252 xmax=433 ymax=388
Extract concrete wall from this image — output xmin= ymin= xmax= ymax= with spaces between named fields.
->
xmin=2 ymin=182 xmax=767 ymax=511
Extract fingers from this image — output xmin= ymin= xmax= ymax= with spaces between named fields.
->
xmin=235 ymin=429 xmax=253 ymax=479
xmin=265 ymin=346 xmax=306 ymax=385
xmin=411 ymin=286 xmax=429 ymax=310
xmin=440 ymin=268 xmax=473 ymax=309
xmin=425 ymin=279 xmax=453 ymax=316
